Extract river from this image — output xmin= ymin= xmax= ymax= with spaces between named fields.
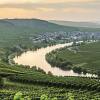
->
xmin=13 ymin=42 xmax=97 ymax=77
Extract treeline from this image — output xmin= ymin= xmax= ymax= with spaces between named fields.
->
xmin=46 ymin=48 xmax=100 ymax=76
xmin=46 ymin=50 xmax=72 ymax=71
xmin=46 ymin=51 xmax=87 ymax=74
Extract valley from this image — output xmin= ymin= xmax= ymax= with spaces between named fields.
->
xmin=0 ymin=19 xmax=100 ymax=100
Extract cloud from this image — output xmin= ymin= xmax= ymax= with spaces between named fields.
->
xmin=0 ymin=0 xmax=42 ymax=4
xmin=42 ymin=0 xmax=98 ymax=3
xmin=0 ymin=0 xmax=99 ymax=4
xmin=0 ymin=0 xmax=99 ymax=21
xmin=0 ymin=8 xmax=37 ymax=18
xmin=0 ymin=1 xmax=100 ymax=10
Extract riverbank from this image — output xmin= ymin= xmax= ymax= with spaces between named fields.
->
xmin=46 ymin=41 xmax=100 ymax=77
xmin=13 ymin=41 xmax=97 ymax=77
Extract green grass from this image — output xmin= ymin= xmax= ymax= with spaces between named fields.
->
xmin=46 ymin=41 xmax=100 ymax=74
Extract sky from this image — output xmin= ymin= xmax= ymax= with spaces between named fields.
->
xmin=0 ymin=0 xmax=100 ymax=22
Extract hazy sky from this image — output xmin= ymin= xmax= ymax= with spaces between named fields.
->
xmin=0 ymin=0 xmax=100 ymax=21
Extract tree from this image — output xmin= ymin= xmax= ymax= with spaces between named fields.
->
xmin=48 ymin=71 xmax=53 ymax=76
xmin=73 ymin=67 xmax=82 ymax=74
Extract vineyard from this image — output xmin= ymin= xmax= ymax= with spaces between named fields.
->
xmin=0 ymin=60 xmax=100 ymax=99
xmin=0 ymin=42 xmax=100 ymax=100
xmin=0 ymin=19 xmax=100 ymax=99
xmin=0 ymin=74 xmax=100 ymax=99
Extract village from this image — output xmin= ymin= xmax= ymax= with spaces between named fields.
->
xmin=30 ymin=31 xmax=100 ymax=44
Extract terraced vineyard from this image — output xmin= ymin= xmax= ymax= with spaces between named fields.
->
xmin=0 ymin=68 xmax=100 ymax=99
xmin=0 ymin=60 xmax=100 ymax=99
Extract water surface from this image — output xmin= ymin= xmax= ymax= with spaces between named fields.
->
xmin=14 ymin=42 xmax=97 ymax=77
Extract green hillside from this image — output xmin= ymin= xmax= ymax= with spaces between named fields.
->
xmin=0 ymin=19 xmax=100 ymax=99
xmin=0 ymin=19 xmax=100 ymax=48
xmin=49 ymin=20 xmax=100 ymax=28
xmin=0 ymin=19 xmax=80 ymax=48
xmin=46 ymin=41 xmax=100 ymax=75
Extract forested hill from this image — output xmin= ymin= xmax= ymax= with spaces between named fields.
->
xmin=0 ymin=19 xmax=100 ymax=33
xmin=0 ymin=19 xmax=79 ymax=32
xmin=0 ymin=19 xmax=79 ymax=48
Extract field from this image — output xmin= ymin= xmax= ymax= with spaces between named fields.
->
xmin=0 ymin=63 xmax=100 ymax=100
xmin=46 ymin=41 xmax=100 ymax=75
xmin=0 ymin=19 xmax=100 ymax=99
xmin=0 ymin=60 xmax=99 ymax=99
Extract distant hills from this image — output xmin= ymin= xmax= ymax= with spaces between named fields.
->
xmin=0 ymin=19 xmax=100 ymax=34
xmin=0 ymin=19 xmax=100 ymax=48
xmin=49 ymin=20 xmax=100 ymax=28
xmin=0 ymin=19 xmax=80 ymax=33
xmin=0 ymin=19 xmax=79 ymax=48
